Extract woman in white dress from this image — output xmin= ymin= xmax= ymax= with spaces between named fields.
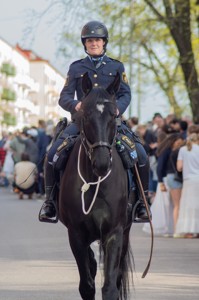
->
xmin=143 ymin=131 xmax=174 ymax=236
xmin=176 ymin=128 xmax=199 ymax=238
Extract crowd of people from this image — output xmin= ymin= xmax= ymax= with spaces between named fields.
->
xmin=129 ymin=113 xmax=199 ymax=239
xmin=1 ymin=19 xmax=198 ymax=240
xmin=0 ymin=119 xmax=54 ymax=199
xmin=0 ymin=111 xmax=199 ymax=238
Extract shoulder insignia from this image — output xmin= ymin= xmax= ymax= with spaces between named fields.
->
xmin=122 ymin=72 xmax=129 ymax=84
xmin=109 ymin=57 xmax=120 ymax=63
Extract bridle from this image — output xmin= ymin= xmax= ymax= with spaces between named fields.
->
xmin=78 ymin=99 xmax=117 ymax=215
xmin=80 ymin=124 xmax=116 ymax=160
xmin=80 ymin=99 xmax=117 ymax=160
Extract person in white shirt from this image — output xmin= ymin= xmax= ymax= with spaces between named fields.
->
xmin=13 ymin=153 xmax=38 ymax=200
xmin=175 ymin=129 xmax=199 ymax=238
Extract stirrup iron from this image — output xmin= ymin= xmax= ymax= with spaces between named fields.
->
xmin=132 ymin=200 xmax=150 ymax=223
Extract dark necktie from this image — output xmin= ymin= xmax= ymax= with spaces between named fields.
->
xmin=92 ymin=57 xmax=103 ymax=69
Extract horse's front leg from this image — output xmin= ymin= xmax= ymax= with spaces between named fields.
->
xmin=102 ymin=226 xmax=123 ymax=300
xmin=117 ymin=226 xmax=133 ymax=297
xmin=68 ymin=229 xmax=97 ymax=300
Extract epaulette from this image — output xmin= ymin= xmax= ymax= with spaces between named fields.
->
xmin=109 ymin=57 xmax=121 ymax=64
xmin=71 ymin=59 xmax=84 ymax=65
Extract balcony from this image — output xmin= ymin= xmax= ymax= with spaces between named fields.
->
xmin=15 ymin=97 xmax=37 ymax=111
xmin=45 ymin=84 xmax=59 ymax=97
xmin=14 ymin=74 xmax=39 ymax=92
xmin=3 ymin=112 xmax=17 ymax=126
xmin=1 ymin=63 xmax=16 ymax=77
xmin=1 ymin=88 xmax=16 ymax=101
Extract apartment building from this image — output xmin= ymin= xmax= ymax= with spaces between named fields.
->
xmin=0 ymin=37 xmax=69 ymax=132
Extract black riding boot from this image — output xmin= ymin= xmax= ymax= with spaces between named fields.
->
xmin=134 ymin=162 xmax=152 ymax=223
xmin=39 ymin=163 xmax=58 ymax=223
xmin=135 ymin=189 xmax=151 ymax=221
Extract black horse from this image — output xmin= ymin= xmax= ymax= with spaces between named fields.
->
xmin=59 ymin=73 xmax=134 ymax=300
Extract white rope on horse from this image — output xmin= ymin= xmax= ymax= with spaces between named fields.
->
xmin=78 ymin=144 xmax=111 ymax=215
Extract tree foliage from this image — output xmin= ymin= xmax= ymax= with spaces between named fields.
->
xmin=28 ymin=0 xmax=199 ymax=122
xmin=92 ymin=0 xmax=199 ymax=121
xmin=142 ymin=0 xmax=199 ymax=123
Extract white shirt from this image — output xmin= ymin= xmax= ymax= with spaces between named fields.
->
xmin=177 ymin=144 xmax=199 ymax=179
xmin=14 ymin=161 xmax=37 ymax=189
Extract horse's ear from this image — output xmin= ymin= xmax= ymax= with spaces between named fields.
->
xmin=106 ymin=72 xmax=120 ymax=95
xmin=82 ymin=72 xmax=93 ymax=95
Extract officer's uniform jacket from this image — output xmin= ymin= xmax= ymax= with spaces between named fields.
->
xmin=59 ymin=55 xmax=131 ymax=116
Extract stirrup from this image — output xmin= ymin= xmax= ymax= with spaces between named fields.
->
xmin=38 ymin=202 xmax=58 ymax=224
xmin=132 ymin=200 xmax=150 ymax=223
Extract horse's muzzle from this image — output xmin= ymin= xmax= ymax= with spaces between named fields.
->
xmin=92 ymin=158 xmax=112 ymax=177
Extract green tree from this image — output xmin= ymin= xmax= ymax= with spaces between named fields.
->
xmin=28 ymin=0 xmax=199 ymax=122
xmin=92 ymin=0 xmax=199 ymax=120
xmin=143 ymin=0 xmax=199 ymax=123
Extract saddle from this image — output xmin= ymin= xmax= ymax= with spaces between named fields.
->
xmin=53 ymin=135 xmax=77 ymax=172
xmin=53 ymin=130 xmax=137 ymax=173
xmin=116 ymin=132 xmax=138 ymax=169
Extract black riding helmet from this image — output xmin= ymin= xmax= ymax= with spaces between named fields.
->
xmin=81 ymin=21 xmax=109 ymax=53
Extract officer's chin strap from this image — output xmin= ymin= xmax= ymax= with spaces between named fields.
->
xmin=134 ymin=163 xmax=154 ymax=279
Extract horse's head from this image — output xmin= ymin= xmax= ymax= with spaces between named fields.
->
xmin=80 ymin=72 xmax=120 ymax=177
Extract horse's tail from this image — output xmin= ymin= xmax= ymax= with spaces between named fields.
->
xmin=119 ymin=241 xmax=134 ymax=300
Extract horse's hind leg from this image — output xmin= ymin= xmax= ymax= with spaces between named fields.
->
xmin=68 ymin=229 xmax=96 ymax=300
xmin=102 ymin=226 xmax=123 ymax=300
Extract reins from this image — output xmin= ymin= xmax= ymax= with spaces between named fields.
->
xmin=77 ymin=144 xmax=111 ymax=215
xmin=134 ymin=164 xmax=154 ymax=278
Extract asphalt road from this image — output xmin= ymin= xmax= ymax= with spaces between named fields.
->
xmin=0 ymin=187 xmax=198 ymax=300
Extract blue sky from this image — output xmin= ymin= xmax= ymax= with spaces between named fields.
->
xmin=0 ymin=0 xmax=65 ymax=72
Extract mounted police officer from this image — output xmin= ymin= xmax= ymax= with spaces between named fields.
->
xmin=39 ymin=20 xmax=151 ymax=223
